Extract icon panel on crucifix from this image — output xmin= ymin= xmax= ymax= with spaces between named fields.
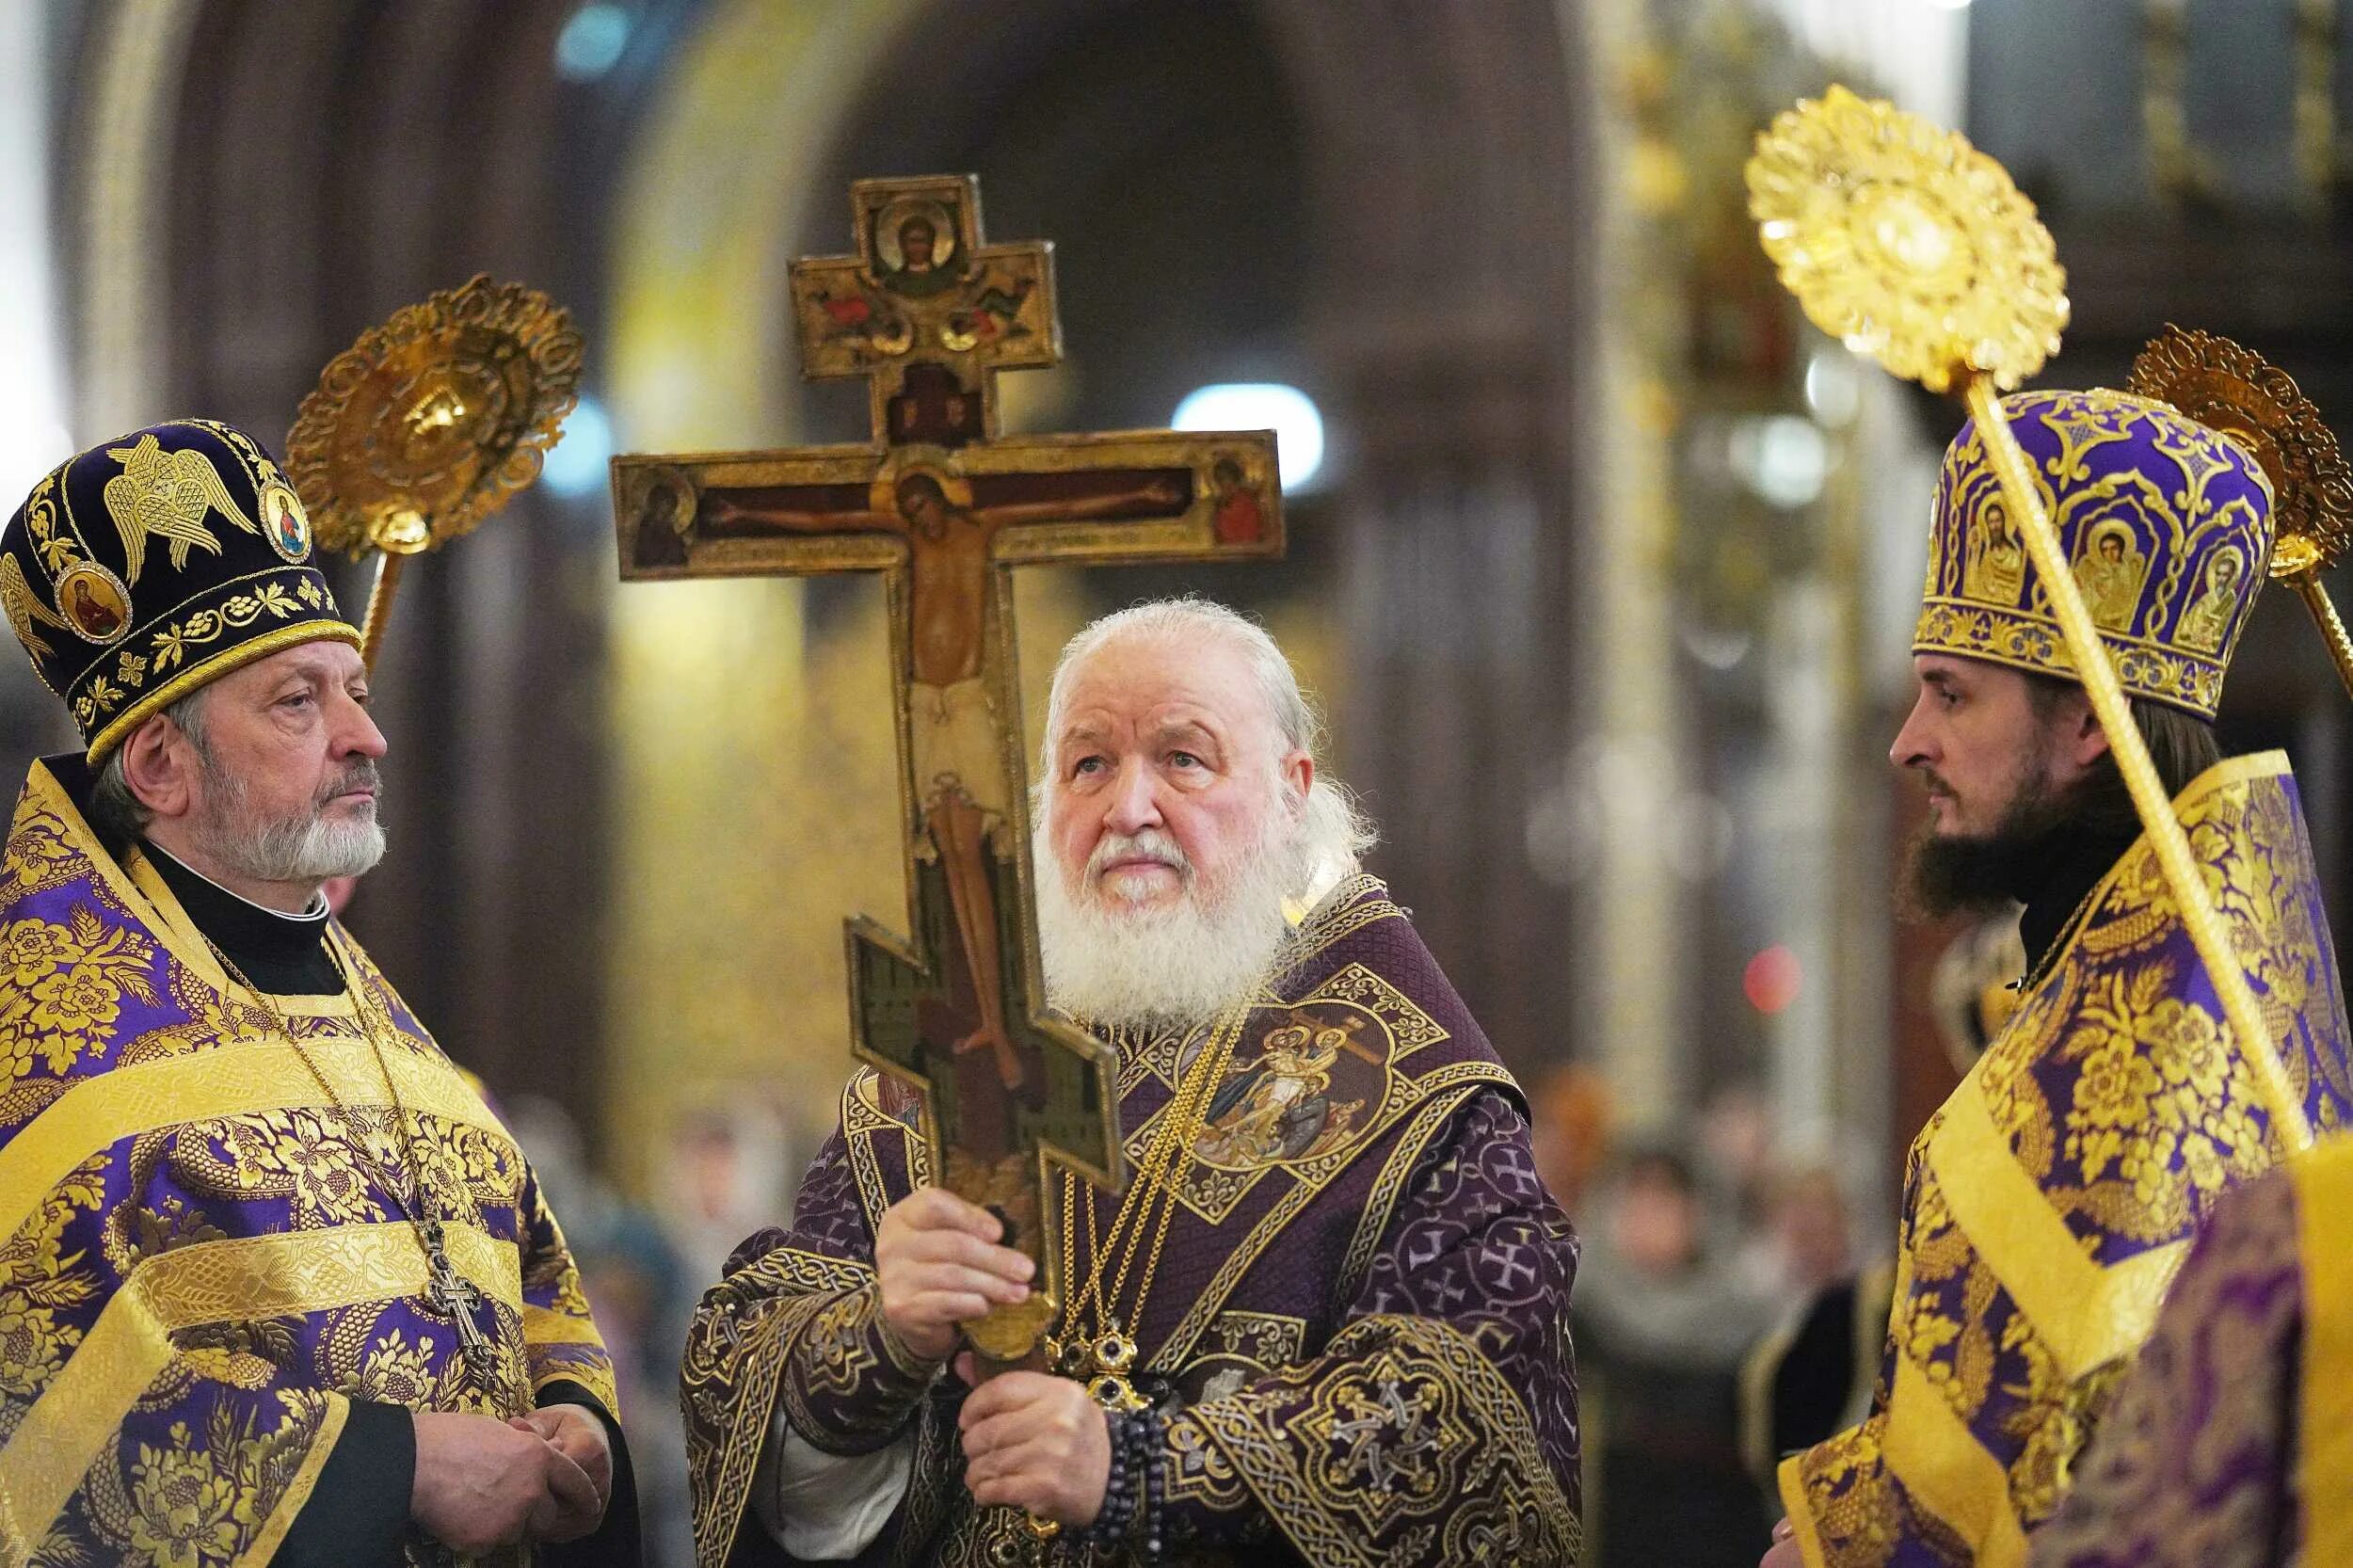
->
xmin=613 ymin=172 xmax=1286 ymax=1362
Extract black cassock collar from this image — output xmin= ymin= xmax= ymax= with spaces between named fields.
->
xmin=141 ymin=840 xmax=343 ymax=998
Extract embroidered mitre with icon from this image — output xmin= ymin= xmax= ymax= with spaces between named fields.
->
xmin=1 ymin=419 xmax=358 ymax=760
xmin=1914 ymin=388 xmax=2275 ymax=720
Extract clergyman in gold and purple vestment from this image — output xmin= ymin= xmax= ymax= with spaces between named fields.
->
xmin=1764 ymin=389 xmax=2353 ymax=1568
xmin=0 ymin=422 xmax=641 ymax=1566
xmin=2025 ymin=1130 xmax=2353 ymax=1568
xmin=680 ymin=600 xmax=1581 ymax=1566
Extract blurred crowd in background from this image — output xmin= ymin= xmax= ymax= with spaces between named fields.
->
xmin=1532 ymin=1066 xmax=1878 ymax=1568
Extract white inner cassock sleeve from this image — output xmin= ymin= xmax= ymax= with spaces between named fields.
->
xmin=751 ymin=1411 xmax=915 ymax=1560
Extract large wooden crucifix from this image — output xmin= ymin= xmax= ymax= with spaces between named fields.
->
xmin=612 ymin=174 xmax=1284 ymax=1360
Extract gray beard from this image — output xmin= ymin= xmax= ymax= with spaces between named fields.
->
xmin=193 ymin=764 xmax=387 ymax=886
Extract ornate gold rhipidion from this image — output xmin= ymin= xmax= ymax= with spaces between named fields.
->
xmin=2127 ymin=324 xmax=2353 ymax=581
xmin=1747 ymin=84 xmax=2068 ymax=392
xmin=287 ymin=274 xmax=583 ymax=559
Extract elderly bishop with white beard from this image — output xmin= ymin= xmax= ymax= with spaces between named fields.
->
xmin=680 ymin=600 xmax=1583 ymax=1567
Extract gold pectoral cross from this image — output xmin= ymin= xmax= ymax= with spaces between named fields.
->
xmin=419 ymin=1218 xmax=495 ymax=1375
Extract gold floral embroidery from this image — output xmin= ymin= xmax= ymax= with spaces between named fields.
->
xmin=217 ymin=1111 xmax=382 ymax=1225
xmin=2060 ymin=969 xmax=2265 ymax=1231
xmin=353 ymin=1328 xmax=452 ymax=1407
xmin=0 ymin=807 xmax=83 ymax=900
xmin=127 ymin=1422 xmax=252 ymax=1567
xmin=79 ymin=1390 xmax=331 ymax=1568
xmin=149 ymin=585 xmax=302 ymax=677
xmin=0 ymin=1159 xmax=108 ymax=1409
xmin=0 ymin=906 xmax=159 ymax=1078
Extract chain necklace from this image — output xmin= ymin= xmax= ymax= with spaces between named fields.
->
xmin=2012 ymin=877 xmax=2110 ymax=998
xmin=204 ymin=929 xmax=498 ymax=1379
xmin=1048 ymin=1015 xmax=1243 ymax=1411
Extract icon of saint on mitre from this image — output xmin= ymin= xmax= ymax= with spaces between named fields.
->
xmin=1962 ymin=498 xmax=2026 ymax=602
xmin=2177 ymin=543 xmax=2248 ymax=654
xmin=871 ymin=197 xmax=967 ymax=300
xmin=2071 ymin=518 xmax=2147 ymax=632
xmin=261 ymin=483 xmax=313 ymax=562
xmin=56 ymin=563 xmax=130 ymax=643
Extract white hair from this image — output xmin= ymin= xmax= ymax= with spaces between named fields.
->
xmin=1038 ymin=597 xmax=1377 ymax=873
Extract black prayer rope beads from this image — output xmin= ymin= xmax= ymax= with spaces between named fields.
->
xmin=1076 ymin=1402 xmax=1166 ymax=1561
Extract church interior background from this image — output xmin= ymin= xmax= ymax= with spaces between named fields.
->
xmin=5 ymin=2 xmax=2349 ymax=1561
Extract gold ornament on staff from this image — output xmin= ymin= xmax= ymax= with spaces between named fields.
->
xmin=2128 ymin=324 xmax=2353 ymax=702
xmin=1747 ymin=86 xmax=2315 ymax=1152
xmin=286 ymin=274 xmax=584 ymax=667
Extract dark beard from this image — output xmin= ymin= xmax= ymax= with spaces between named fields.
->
xmin=1899 ymin=768 xmax=2090 ymax=921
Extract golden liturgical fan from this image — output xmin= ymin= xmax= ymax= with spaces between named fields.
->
xmin=286 ymin=275 xmax=584 ymax=667
xmin=1747 ymin=85 xmax=2313 ymax=1151
xmin=2127 ymin=324 xmax=2353 ymax=703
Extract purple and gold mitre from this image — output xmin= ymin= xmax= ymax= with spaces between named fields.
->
xmin=1 ymin=420 xmax=359 ymax=760
xmin=1915 ymin=388 xmax=2275 ymax=719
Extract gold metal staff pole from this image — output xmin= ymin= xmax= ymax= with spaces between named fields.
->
xmin=287 ymin=274 xmax=585 ymax=671
xmin=360 ymin=552 xmax=407 ymax=668
xmin=2285 ymin=568 xmax=2353 ymax=697
xmin=1748 ymin=87 xmax=2313 ymax=1153
xmin=2127 ymin=324 xmax=2353 ymax=705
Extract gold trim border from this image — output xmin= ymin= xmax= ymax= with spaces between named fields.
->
xmin=0 ymin=1219 xmax=519 ymax=1565
xmin=2025 ymin=750 xmax=2292 ymax=995
xmin=1913 ymin=600 xmax=2228 ymax=720
xmin=1774 ymin=1453 xmax=1830 ymax=1568
xmin=522 ymin=1302 xmax=610 ymax=1348
xmin=1880 ymin=1354 xmax=2031 ymax=1567
xmin=235 ymin=1392 xmax=347 ymax=1568
xmin=2296 ymin=1137 xmax=2353 ymax=1564
xmin=1925 ymin=1072 xmax=2189 ymax=1383
xmin=0 ymin=1034 xmax=510 ymax=1260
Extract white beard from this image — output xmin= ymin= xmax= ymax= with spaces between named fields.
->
xmin=1033 ymin=799 xmax=1309 ymax=1032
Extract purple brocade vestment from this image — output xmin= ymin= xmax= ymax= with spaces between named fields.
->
xmin=680 ymin=875 xmax=1582 ymax=1566
xmin=1782 ymin=755 xmax=2353 ymax=1568
xmin=0 ymin=760 xmax=617 ymax=1566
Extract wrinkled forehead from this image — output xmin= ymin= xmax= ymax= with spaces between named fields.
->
xmin=1052 ymin=630 xmax=1271 ymax=744
xmin=210 ymin=635 xmax=369 ymax=698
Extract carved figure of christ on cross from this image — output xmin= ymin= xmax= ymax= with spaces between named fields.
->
xmin=614 ymin=173 xmax=1283 ymax=1361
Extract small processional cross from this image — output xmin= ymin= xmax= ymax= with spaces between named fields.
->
xmin=612 ymin=174 xmax=1286 ymax=1360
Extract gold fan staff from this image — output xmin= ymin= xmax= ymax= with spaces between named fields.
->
xmin=359 ymin=548 xmax=406 ymax=669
